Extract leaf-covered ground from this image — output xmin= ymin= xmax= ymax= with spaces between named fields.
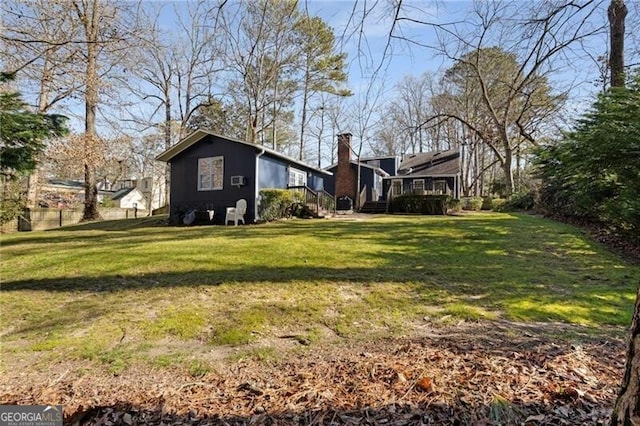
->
xmin=0 ymin=320 xmax=626 ymax=425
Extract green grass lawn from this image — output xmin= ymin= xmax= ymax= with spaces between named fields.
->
xmin=1 ymin=212 xmax=638 ymax=375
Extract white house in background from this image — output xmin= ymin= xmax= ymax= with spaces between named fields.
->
xmin=110 ymin=187 xmax=148 ymax=210
xmin=138 ymin=176 xmax=166 ymax=211
xmin=111 ymin=176 xmax=166 ymax=211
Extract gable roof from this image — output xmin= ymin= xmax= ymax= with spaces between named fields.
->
xmin=46 ymin=179 xmax=84 ymax=189
xmin=43 ymin=179 xmax=113 ymax=195
xmin=395 ymin=150 xmax=460 ymax=177
xmin=156 ymin=129 xmax=331 ymax=176
xmin=111 ymin=187 xmax=136 ymax=201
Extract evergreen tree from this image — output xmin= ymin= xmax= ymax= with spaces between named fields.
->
xmin=0 ymin=73 xmax=68 ymax=178
xmin=295 ymin=15 xmax=351 ymax=160
xmin=0 ymin=73 xmax=68 ymax=223
xmin=536 ymin=71 xmax=640 ymax=241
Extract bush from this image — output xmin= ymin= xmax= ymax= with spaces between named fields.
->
xmin=490 ymin=198 xmax=506 ymax=211
xmin=448 ymin=198 xmax=462 ymax=212
xmin=497 ymin=191 xmax=536 ymax=211
xmin=481 ymin=197 xmax=507 ymax=211
xmin=258 ymin=189 xmax=294 ymax=222
xmin=0 ymin=179 xmax=25 ymax=225
xmin=534 ymin=71 xmax=640 ymax=242
xmin=461 ymin=197 xmax=483 ymax=211
xmin=389 ymin=194 xmax=449 ymax=215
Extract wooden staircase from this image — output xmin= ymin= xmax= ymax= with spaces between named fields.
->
xmin=288 ymin=186 xmax=336 ymax=218
xmin=359 ymin=201 xmax=388 ymax=214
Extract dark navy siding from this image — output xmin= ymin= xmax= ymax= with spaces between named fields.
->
xmin=359 ymin=167 xmax=375 ymax=201
xmin=258 ymin=154 xmax=325 ymax=192
xmin=308 ymin=174 xmax=324 ymax=192
xmin=324 ymin=170 xmax=336 ymax=196
xmin=258 ymin=155 xmax=287 ymax=189
xmin=169 ymin=135 xmax=257 ymax=224
xmin=378 ymin=157 xmax=398 ymax=176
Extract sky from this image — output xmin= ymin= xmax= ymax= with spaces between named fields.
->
xmin=112 ymin=0 xmax=619 ymax=163
xmin=156 ymin=0 xmax=470 ymax=100
xmin=17 ymin=0 xmax=626 ymax=157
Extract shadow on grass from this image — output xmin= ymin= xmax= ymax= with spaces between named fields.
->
xmin=2 ymin=213 xmax=638 ymax=331
xmin=1 ymin=264 xmax=635 ymax=334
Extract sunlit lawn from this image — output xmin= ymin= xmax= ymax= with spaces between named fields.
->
xmin=1 ymin=212 xmax=638 ymax=374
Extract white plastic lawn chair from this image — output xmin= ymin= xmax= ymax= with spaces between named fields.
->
xmin=225 ymin=199 xmax=247 ymax=226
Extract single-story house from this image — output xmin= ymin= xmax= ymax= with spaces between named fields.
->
xmin=383 ymin=150 xmax=461 ymax=200
xmin=156 ymin=129 xmax=332 ymax=224
xmin=110 ymin=187 xmax=148 ymax=210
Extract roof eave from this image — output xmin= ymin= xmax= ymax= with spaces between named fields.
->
xmin=156 ymin=129 xmax=332 ymax=176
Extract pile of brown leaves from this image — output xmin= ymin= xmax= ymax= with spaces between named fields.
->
xmin=0 ymin=321 xmax=626 ymax=425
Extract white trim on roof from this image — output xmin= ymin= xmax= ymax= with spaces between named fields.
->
xmin=156 ymin=129 xmax=331 ymax=176
xmin=384 ymin=173 xmax=460 ymax=179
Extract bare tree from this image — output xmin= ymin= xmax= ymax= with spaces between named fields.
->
xmin=1 ymin=0 xmax=84 ymax=206
xmin=391 ymin=1 xmax=604 ymax=195
xmin=2 ymin=0 xmax=139 ymax=220
xmin=347 ymin=77 xmax=385 ymax=210
xmin=220 ymin=0 xmax=299 ymax=145
xmin=122 ymin=0 xmax=225 ymax=206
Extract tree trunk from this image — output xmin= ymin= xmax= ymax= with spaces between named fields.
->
xmin=164 ymin=85 xmax=172 ymax=208
xmin=609 ymin=286 xmax=640 ymax=425
xmin=299 ymin=71 xmax=310 ymax=161
xmin=26 ymin=56 xmax=54 ymax=208
xmin=83 ymin=162 xmax=100 ymax=220
xmin=26 ymin=173 xmax=39 ymax=208
xmin=78 ymin=0 xmax=101 ymax=222
xmin=608 ymin=0 xmax=627 ymax=88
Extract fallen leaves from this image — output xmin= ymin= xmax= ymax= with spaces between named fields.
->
xmin=0 ymin=322 xmax=626 ymax=425
xmin=416 ymin=377 xmax=434 ymax=393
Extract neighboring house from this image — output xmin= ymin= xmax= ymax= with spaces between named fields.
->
xmin=112 ymin=177 xmax=165 ymax=211
xmin=110 ymin=187 xmax=148 ymax=210
xmin=325 ymin=133 xmax=461 ymax=211
xmin=383 ymin=150 xmax=461 ymax=200
xmin=156 ymin=129 xmax=332 ymax=224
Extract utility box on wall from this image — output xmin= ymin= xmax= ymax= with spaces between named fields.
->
xmin=231 ymin=176 xmax=246 ymax=187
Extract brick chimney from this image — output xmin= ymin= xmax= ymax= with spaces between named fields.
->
xmin=335 ymin=133 xmax=356 ymax=201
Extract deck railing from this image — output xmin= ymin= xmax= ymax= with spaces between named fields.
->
xmin=287 ymin=186 xmax=335 ymax=216
xmin=358 ymin=185 xmax=367 ymax=211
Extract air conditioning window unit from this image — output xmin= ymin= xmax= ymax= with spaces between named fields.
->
xmin=231 ymin=175 xmax=246 ymax=187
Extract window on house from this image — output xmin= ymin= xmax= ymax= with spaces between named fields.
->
xmin=198 ymin=156 xmax=224 ymax=191
xmin=392 ymin=179 xmax=403 ymax=197
xmin=288 ymin=167 xmax=307 ymax=187
xmin=434 ymin=180 xmax=447 ymax=194
xmin=413 ymin=179 xmax=424 ymax=193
